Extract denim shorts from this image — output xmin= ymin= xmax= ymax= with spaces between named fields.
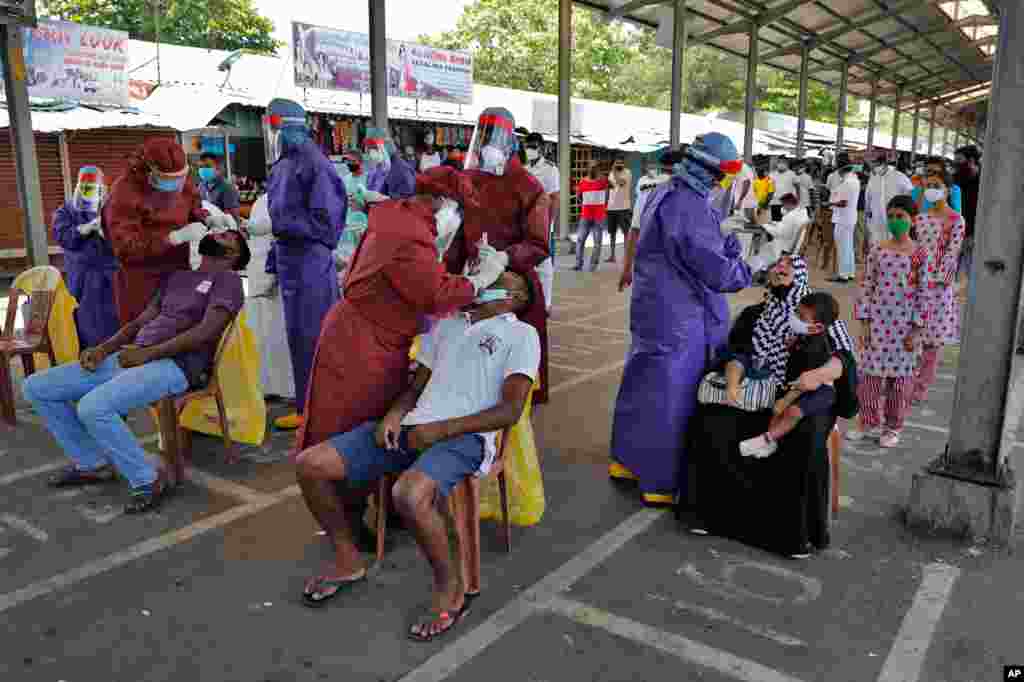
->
xmin=329 ymin=421 xmax=485 ymax=498
xmin=796 ymin=385 xmax=836 ymax=418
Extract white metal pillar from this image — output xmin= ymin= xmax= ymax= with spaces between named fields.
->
xmin=836 ymin=60 xmax=849 ymax=153
xmin=557 ymin=0 xmax=571 ymax=241
xmin=1 ymin=25 xmax=48 ymax=267
xmin=743 ymin=21 xmax=758 ymax=163
xmin=927 ymin=104 xmax=937 ymax=156
xmin=368 ymin=0 xmax=388 ymax=130
xmin=954 ymin=127 xmax=961 ymax=151
xmin=942 ymin=126 xmax=950 ymax=157
xmin=795 ymin=39 xmax=810 ymax=159
xmin=944 ymin=0 xmax=1024 ymax=485
xmin=911 ymin=99 xmax=921 ymax=165
xmin=866 ymin=79 xmax=878 ymax=152
xmin=669 ymin=0 xmax=688 ymax=148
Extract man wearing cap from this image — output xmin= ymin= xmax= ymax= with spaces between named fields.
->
xmin=610 ymin=134 xmax=753 ymax=506
xmin=523 ymin=132 xmax=560 ymax=313
xmin=263 ymin=98 xmax=347 ymax=431
xmin=418 ymin=107 xmax=553 ymax=404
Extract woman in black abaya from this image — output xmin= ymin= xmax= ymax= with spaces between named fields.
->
xmin=683 ymin=255 xmax=857 ymax=558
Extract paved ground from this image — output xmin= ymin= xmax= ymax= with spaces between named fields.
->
xmin=1 ymin=247 xmax=1023 ymax=682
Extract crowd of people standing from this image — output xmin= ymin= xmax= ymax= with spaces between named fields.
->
xmin=17 ymin=102 xmax=984 ymax=635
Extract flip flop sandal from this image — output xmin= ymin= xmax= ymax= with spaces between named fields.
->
xmin=301 ymin=571 xmax=367 ymax=608
xmin=47 ymin=465 xmax=115 ymax=488
xmin=407 ymin=600 xmax=471 ymax=643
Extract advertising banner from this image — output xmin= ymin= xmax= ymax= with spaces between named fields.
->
xmin=0 ymin=19 xmax=129 ymax=106
xmin=293 ymin=22 xmax=473 ymax=105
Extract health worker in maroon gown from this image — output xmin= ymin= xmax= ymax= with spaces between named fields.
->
xmin=417 ymin=107 xmax=552 ymax=403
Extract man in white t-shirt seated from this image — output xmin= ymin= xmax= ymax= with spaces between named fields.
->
xmin=294 ymin=271 xmax=540 ymax=638
xmin=764 ymin=192 xmax=809 ymax=257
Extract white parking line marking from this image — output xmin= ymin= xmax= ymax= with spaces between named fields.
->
xmin=646 ymin=592 xmax=807 ymax=648
xmin=75 ymin=505 xmax=122 ymax=525
xmin=547 ymin=597 xmax=806 ymax=682
xmin=0 ymin=513 xmax=49 ymax=542
xmin=549 ymin=320 xmax=630 ymax=336
xmin=550 ymin=343 xmax=595 ymax=355
xmin=0 ymin=462 xmax=64 ymax=488
xmin=398 ymin=509 xmax=665 ymax=682
xmin=876 ymin=562 xmax=960 ymax=682
xmin=900 ymin=420 xmax=1024 ymax=448
xmin=0 ymin=484 xmax=302 ymax=615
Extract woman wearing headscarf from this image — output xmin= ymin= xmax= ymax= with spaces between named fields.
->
xmin=686 ymin=255 xmax=858 ymax=558
xmin=53 ymin=166 xmax=119 ymax=349
xmin=103 ymin=138 xmax=210 ymax=325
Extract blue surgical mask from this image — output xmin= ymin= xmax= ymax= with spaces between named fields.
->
xmin=474 ymin=288 xmax=510 ymax=304
xmin=789 ymin=313 xmax=812 ymax=336
xmin=150 ymin=174 xmax=185 ymax=193
xmin=198 ymin=167 xmax=216 ymax=182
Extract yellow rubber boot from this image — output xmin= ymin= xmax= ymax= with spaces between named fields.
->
xmin=274 ymin=413 xmax=304 ymax=430
xmin=608 ymin=461 xmax=639 ymax=481
xmin=642 ymin=493 xmax=674 ymax=507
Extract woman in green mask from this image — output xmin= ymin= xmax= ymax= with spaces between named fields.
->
xmin=848 ymin=195 xmax=929 ymax=448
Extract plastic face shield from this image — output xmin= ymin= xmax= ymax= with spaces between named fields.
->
xmin=363 ymin=137 xmax=391 ymax=174
xmin=264 ymin=113 xmax=305 ymax=164
xmin=73 ymin=168 xmax=105 ymax=213
xmin=464 ymin=113 xmax=516 ymax=175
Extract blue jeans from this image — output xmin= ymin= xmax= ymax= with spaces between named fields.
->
xmin=22 ymin=353 xmax=188 ymax=489
xmin=576 ymin=218 xmax=606 ymax=271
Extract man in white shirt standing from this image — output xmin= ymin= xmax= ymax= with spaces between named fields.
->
xmin=734 ymin=161 xmax=757 ymax=221
xmin=828 ymin=156 xmax=861 ymax=284
xmin=294 ymin=272 xmax=540 ymax=635
xmin=606 ymin=156 xmax=633 ymax=264
xmin=523 ymin=132 xmax=560 ymax=313
xmin=791 ymin=161 xmax=814 ymax=215
xmin=769 ymin=157 xmax=797 ymax=222
xmin=619 ymin=150 xmax=678 ymax=292
xmin=864 ymin=158 xmax=913 ymax=255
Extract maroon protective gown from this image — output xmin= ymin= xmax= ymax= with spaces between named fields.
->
xmin=104 ymin=147 xmax=206 ymax=324
xmin=297 ymin=196 xmax=477 ymax=451
xmin=418 ymin=159 xmax=552 ymax=402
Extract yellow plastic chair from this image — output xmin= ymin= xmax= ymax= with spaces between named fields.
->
xmin=0 ymin=266 xmax=73 ymax=425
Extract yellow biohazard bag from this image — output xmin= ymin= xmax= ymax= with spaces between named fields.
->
xmin=480 ymin=385 xmax=545 ymax=527
xmin=10 ymin=266 xmax=79 ymax=369
xmin=179 ymin=312 xmax=267 ymax=446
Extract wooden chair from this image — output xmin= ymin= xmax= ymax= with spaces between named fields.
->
xmin=152 ymin=315 xmax=241 ymax=486
xmin=0 ymin=266 xmax=61 ymax=426
xmin=372 ymin=418 xmax=515 ymax=564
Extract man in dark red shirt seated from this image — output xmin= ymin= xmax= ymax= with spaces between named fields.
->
xmin=23 ymin=231 xmax=249 ymax=513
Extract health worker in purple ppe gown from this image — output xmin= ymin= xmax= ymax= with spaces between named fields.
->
xmin=610 ymin=133 xmax=753 ymax=506
xmin=53 ymin=166 xmax=119 ymax=349
xmin=264 ymin=98 xmax=347 ymax=431
xmin=362 ymin=127 xmax=416 ymax=203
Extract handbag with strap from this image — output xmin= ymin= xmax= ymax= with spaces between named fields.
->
xmin=697 ymin=371 xmax=779 ymax=412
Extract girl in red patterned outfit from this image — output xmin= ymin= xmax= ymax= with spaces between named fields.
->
xmin=848 ymin=195 xmax=929 ymax=448
xmin=911 ymin=170 xmax=964 ymax=404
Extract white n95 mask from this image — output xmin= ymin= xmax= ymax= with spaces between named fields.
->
xmin=479 ymin=145 xmax=507 ymax=176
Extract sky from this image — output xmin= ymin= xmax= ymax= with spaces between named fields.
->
xmin=254 ymin=0 xmax=473 ymax=47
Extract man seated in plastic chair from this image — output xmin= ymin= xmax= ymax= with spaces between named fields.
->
xmin=294 ymin=271 xmax=540 ymax=640
xmin=22 ymin=231 xmax=249 ymax=514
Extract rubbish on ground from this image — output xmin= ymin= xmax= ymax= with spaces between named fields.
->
xmin=141 ymin=609 xmax=151 ymax=616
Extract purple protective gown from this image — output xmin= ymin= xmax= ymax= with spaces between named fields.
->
xmin=366 ymin=152 xmax=416 ymax=199
xmin=611 ymin=179 xmax=752 ymax=497
xmin=52 ymin=202 xmax=119 ymax=349
xmin=267 ymin=140 xmax=346 ymax=413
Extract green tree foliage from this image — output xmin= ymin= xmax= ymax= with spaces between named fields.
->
xmin=40 ymin=0 xmax=279 ymax=54
xmin=422 ymin=0 xmax=858 ymax=124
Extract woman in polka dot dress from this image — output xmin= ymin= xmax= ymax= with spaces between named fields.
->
xmin=848 ymin=196 xmax=929 ymax=448
xmin=911 ymin=169 xmax=964 ymax=404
